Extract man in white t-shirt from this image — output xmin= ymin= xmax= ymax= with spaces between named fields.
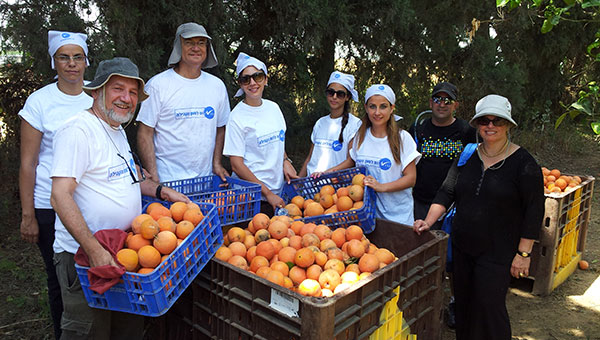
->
xmin=137 ymin=22 xmax=230 ymax=183
xmin=51 ymin=58 xmax=187 ymax=339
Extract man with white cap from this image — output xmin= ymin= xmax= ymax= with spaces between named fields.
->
xmin=137 ymin=22 xmax=230 ymax=183
xmin=18 ymin=29 xmax=92 ymax=339
xmin=299 ymin=70 xmax=362 ymax=177
xmin=50 ymin=57 xmax=188 ymax=339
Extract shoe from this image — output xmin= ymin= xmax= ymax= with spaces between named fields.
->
xmin=446 ymin=298 xmax=456 ymax=329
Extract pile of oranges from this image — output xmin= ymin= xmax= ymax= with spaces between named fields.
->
xmin=215 ymin=213 xmax=397 ymax=297
xmin=116 ymin=201 xmax=205 ymax=274
xmin=285 ymin=174 xmax=366 ymax=217
xmin=542 ymin=167 xmax=583 ymax=194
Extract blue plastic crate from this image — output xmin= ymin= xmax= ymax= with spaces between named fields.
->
xmin=75 ymin=201 xmax=223 ymax=316
xmin=142 ymin=175 xmax=260 ymax=226
xmin=281 ymin=167 xmax=376 ymax=233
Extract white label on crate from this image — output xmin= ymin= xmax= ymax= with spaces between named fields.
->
xmin=270 ymin=289 xmax=299 ymax=318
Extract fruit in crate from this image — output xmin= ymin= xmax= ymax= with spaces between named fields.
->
xmin=215 ymin=212 xmax=398 ymax=297
xmin=541 ymin=167 xmax=582 ymax=194
xmin=116 ymin=202 xmax=205 ymax=273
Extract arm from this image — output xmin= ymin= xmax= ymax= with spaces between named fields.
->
xmin=137 ymin=123 xmax=159 ymax=182
xmin=138 ymin=166 xmax=190 ymax=203
xmin=298 ymin=144 xmax=315 ymax=177
xmin=230 ymin=155 xmax=284 ymax=210
xmin=212 ymin=126 xmax=229 ymax=181
xmin=511 ymin=238 xmax=535 ymax=278
xmin=50 ymin=177 xmax=116 ymax=267
xmin=413 ymin=203 xmax=447 ymax=235
xmin=283 ymin=152 xmax=299 ymax=183
xmin=365 ymin=160 xmax=417 ymax=193
xmin=19 ymin=120 xmax=42 ymax=243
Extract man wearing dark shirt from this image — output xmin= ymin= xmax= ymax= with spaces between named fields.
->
xmin=409 ymin=82 xmax=476 ymax=229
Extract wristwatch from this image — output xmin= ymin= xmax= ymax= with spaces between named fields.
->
xmin=284 ymin=156 xmax=293 ymax=164
xmin=517 ymin=251 xmax=531 ymax=258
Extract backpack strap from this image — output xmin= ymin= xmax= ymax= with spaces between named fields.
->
xmin=457 ymin=143 xmax=477 ymax=167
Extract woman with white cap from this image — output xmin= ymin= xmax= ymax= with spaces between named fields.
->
xmin=327 ymin=84 xmax=421 ymax=225
xmin=223 ymin=52 xmax=298 ymax=216
xmin=298 ymin=71 xmax=362 ymax=177
xmin=18 ymin=30 xmax=92 ymax=339
xmin=413 ymin=94 xmax=544 ymax=340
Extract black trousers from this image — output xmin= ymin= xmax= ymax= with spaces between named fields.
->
xmin=452 ymin=245 xmax=512 ymax=340
xmin=35 ymin=209 xmax=63 ymax=340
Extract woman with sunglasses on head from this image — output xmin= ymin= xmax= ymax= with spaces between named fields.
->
xmin=326 ymin=84 xmax=421 ymax=225
xmin=223 ymin=52 xmax=298 ymax=216
xmin=298 ymin=71 xmax=362 ymax=177
xmin=18 ymin=30 xmax=93 ymax=339
xmin=413 ymin=94 xmax=544 ymax=340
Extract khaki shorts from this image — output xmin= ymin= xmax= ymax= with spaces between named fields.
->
xmin=54 ymin=251 xmax=144 ymax=340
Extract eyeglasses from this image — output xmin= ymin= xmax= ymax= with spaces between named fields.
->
xmin=325 ymin=89 xmax=348 ymax=99
xmin=475 ymin=117 xmax=508 ymax=127
xmin=116 ymin=151 xmax=146 ymax=184
xmin=183 ymin=39 xmax=208 ymax=48
xmin=54 ymin=54 xmax=86 ymax=64
xmin=432 ymin=96 xmax=455 ymax=105
xmin=238 ymin=71 xmax=266 ymax=85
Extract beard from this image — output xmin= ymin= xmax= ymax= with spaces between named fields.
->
xmin=98 ymin=91 xmax=135 ymax=124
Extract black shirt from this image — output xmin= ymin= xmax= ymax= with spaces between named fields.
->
xmin=409 ymin=118 xmax=476 ymax=203
xmin=433 ymin=147 xmax=544 ymax=264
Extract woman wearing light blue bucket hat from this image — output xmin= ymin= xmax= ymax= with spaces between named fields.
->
xmin=299 ymin=71 xmax=362 ymax=177
xmin=326 ymin=84 xmax=421 ymax=226
xmin=223 ymin=52 xmax=298 ymax=216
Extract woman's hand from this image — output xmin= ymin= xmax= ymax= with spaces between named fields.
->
xmin=364 ymin=175 xmax=384 ymax=192
xmin=20 ymin=215 xmax=39 ymax=244
xmin=413 ymin=219 xmax=430 ymax=235
xmin=511 ymin=254 xmax=531 ymax=278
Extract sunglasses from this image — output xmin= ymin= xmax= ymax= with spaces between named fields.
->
xmin=325 ymin=88 xmax=348 ymax=99
xmin=432 ymin=96 xmax=455 ymax=105
xmin=238 ymin=72 xmax=266 ymax=85
xmin=475 ymin=117 xmax=509 ymax=127
xmin=116 ymin=151 xmax=146 ymax=184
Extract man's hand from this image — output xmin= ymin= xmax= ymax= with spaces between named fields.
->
xmin=283 ymin=160 xmax=299 ymax=184
xmin=161 ymin=186 xmax=191 ymax=203
xmin=88 ymin=246 xmax=118 ymax=268
xmin=213 ymin=163 xmax=230 ymax=182
xmin=266 ymin=192 xmax=285 ymax=211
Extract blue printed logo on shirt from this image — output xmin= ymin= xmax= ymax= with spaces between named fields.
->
xmin=174 ymin=107 xmax=214 ymax=120
xmin=279 ymin=130 xmax=285 ymax=141
xmin=332 ymin=140 xmax=342 ymax=151
xmin=108 ymin=163 xmax=130 ymax=181
xmin=258 ymin=130 xmax=285 ymax=147
xmin=379 ymin=158 xmax=392 ymax=170
xmin=204 ymin=106 xmax=215 ymax=119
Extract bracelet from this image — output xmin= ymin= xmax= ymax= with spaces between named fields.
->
xmin=517 ymin=251 xmax=530 ymax=258
xmin=155 ymin=184 xmax=163 ymax=200
xmin=284 ymin=157 xmax=293 ymax=164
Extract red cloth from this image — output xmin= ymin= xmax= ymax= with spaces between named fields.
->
xmin=74 ymin=229 xmax=128 ymax=294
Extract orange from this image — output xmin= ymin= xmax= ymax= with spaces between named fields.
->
xmin=267 ymin=238 xmax=283 ymax=255
xmin=138 ymin=245 xmax=161 ymax=268
xmin=169 ymin=202 xmax=188 ymax=222
xmin=146 ymin=202 xmax=163 ymax=215
xmin=250 ymin=255 xmax=270 ymax=272
xmin=336 ymin=187 xmax=349 ymax=197
xmin=579 ymin=260 xmax=589 ymax=270
xmin=290 ymin=220 xmax=305 ymax=235
xmin=555 ymin=178 xmax=568 ymax=191
xmin=326 ymin=248 xmax=344 ymax=261
xmin=306 ymin=264 xmax=323 ymax=280
xmin=291 ymin=196 xmax=305 ymax=210
xmin=340 ymin=271 xmax=360 ymax=285
xmin=150 ymin=205 xmax=171 ymax=221
xmin=331 ymin=228 xmax=346 ymax=248
xmin=303 ymin=199 xmax=315 ymax=210
xmin=268 ymin=220 xmax=289 ymax=240
xmin=187 ymin=202 xmax=201 ymax=211
xmin=283 ymin=277 xmax=294 ymax=289
xmin=131 ymin=214 xmax=153 ymax=234
xmin=346 ymin=225 xmax=363 ymax=241
xmin=228 ymin=242 xmax=247 ymax=258
xmin=298 ymin=279 xmax=322 ymax=297
xmin=266 ymin=270 xmax=285 ymax=286
xmin=314 ymin=224 xmax=332 ymax=240
xmin=336 ymin=196 xmax=353 ymax=212
xmin=140 ymin=219 xmax=160 ymax=240
xmin=374 ymin=248 xmax=395 ymax=264
xmin=279 ymin=247 xmax=297 ymax=263
xmin=227 ymin=255 xmax=249 ymax=270
xmin=246 ymin=246 xmax=257 ymax=263
xmin=324 ymin=259 xmax=345 ymax=275
xmin=127 ymin=234 xmax=152 ymax=251
xmin=346 ymin=239 xmax=365 ymax=258
xmin=252 ymin=213 xmax=270 ymax=230
xmin=289 ymin=235 xmax=302 ymax=250
xmin=153 ymin=231 xmax=178 ymax=255
xmin=315 ymin=251 xmax=328 ymax=267
xmin=157 ymin=216 xmax=177 ymax=233
xmin=319 ymin=194 xmax=334 ymax=209
xmin=256 ymin=241 xmax=276 ymax=260
xmin=137 ymin=268 xmax=154 ymax=274
xmin=215 ymin=246 xmax=233 ymax=262
xmin=256 ymin=266 xmax=272 ymax=278
xmin=295 ymin=248 xmax=315 ymax=268
xmin=319 ymin=239 xmax=337 ymax=252
xmin=284 ymin=203 xmax=302 ymax=217
xmin=176 ymin=220 xmax=194 ymax=239
xmin=183 ymin=209 xmax=204 ymax=226
xmin=254 ymin=229 xmax=271 ymax=243
xmin=550 ymin=169 xmax=561 ymax=178
xmin=243 ymin=235 xmax=256 ymax=249
xmin=318 ymin=269 xmax=341 ymax=291
xmin=358 ymin=254 xmax=380 ymax=273
xmin=352 ymin=201 xmax=364 ymax=209
xmin=345 ymin=263 xmax=360 ymax=274
xmin=270 ymin=261 xmax=290 ymax=276
xmin=352 ymin=174 xmax=365 ymax=187
xmin=289 ymin=266 xmax=307 ymax=286
xmin=304 ymin=202 xmax=324 ymax=217
xmin=348 ymin=185 xmax=364 ymax=202
xmin=301 ymin=233 xmax=321 ymax=248
xmin=299 ymin=223 xmax=317 ymax=236
xmin=227 ymin=227 xmax=246 ymax=243
xmin=116 ymin=248 xmax=138 ymax=272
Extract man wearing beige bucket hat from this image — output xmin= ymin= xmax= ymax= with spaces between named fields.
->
xmin=137 ymin=22 xmax=231 ymax=183
xmin=50 ymin=57 xmax=188 ymax=339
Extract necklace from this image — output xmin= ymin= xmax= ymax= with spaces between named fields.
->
xmin=477 ymin=142 xmax=510 ymax=171
xmin=480 ymin=138 xmax=509 ymax=158
xmin=91 ymin=109 xmax=127 ymax=155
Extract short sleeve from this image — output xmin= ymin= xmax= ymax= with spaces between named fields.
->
xmin=399 ymin=130 xmax=421 ymax=170
xmin=18 ymin=95 xmax=43 ymax=132
xmin=51 ymin=126 xmax=90 ymax=182
xmin=223 ymin=118 xmax=246 ymax=158
xmin=216 ymin=82 xmax=231 ymax=128
xmin=136 ymin=81 xmax=160 ymax=128
xmin=310 ymin=119 xmax=319 ymax=144
xmin=349 ymin=135 xmax=358 ymax=161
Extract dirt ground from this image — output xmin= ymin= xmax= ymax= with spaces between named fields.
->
xmin=1 ymin=128 xmax=600 ymax=340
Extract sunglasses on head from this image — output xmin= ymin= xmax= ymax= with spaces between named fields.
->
xmin=325 ymin=88 xmax=348 ymax=99
xmin=432 ymin=96 xmax=455 ymax=105
xmin=238 ymin=71 xmax=266 ymax=85
xmin=475 ymin=117 xmax=508 ymax=127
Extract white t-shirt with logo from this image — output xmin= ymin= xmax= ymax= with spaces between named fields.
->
xmin=223 ymin=100 xmax=286 ymax=194
xmin=350 ymin=128 xmax=421 ymax=225
xmin=18 ymin=82 xmax=93 ymax=209
xmin=136 ymin=68 xmax=230 ymax=182
xmin=307 ymin=114 xmax=362 ymax=175
xmin=51 ymin=111 xmax=142 ymax=254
